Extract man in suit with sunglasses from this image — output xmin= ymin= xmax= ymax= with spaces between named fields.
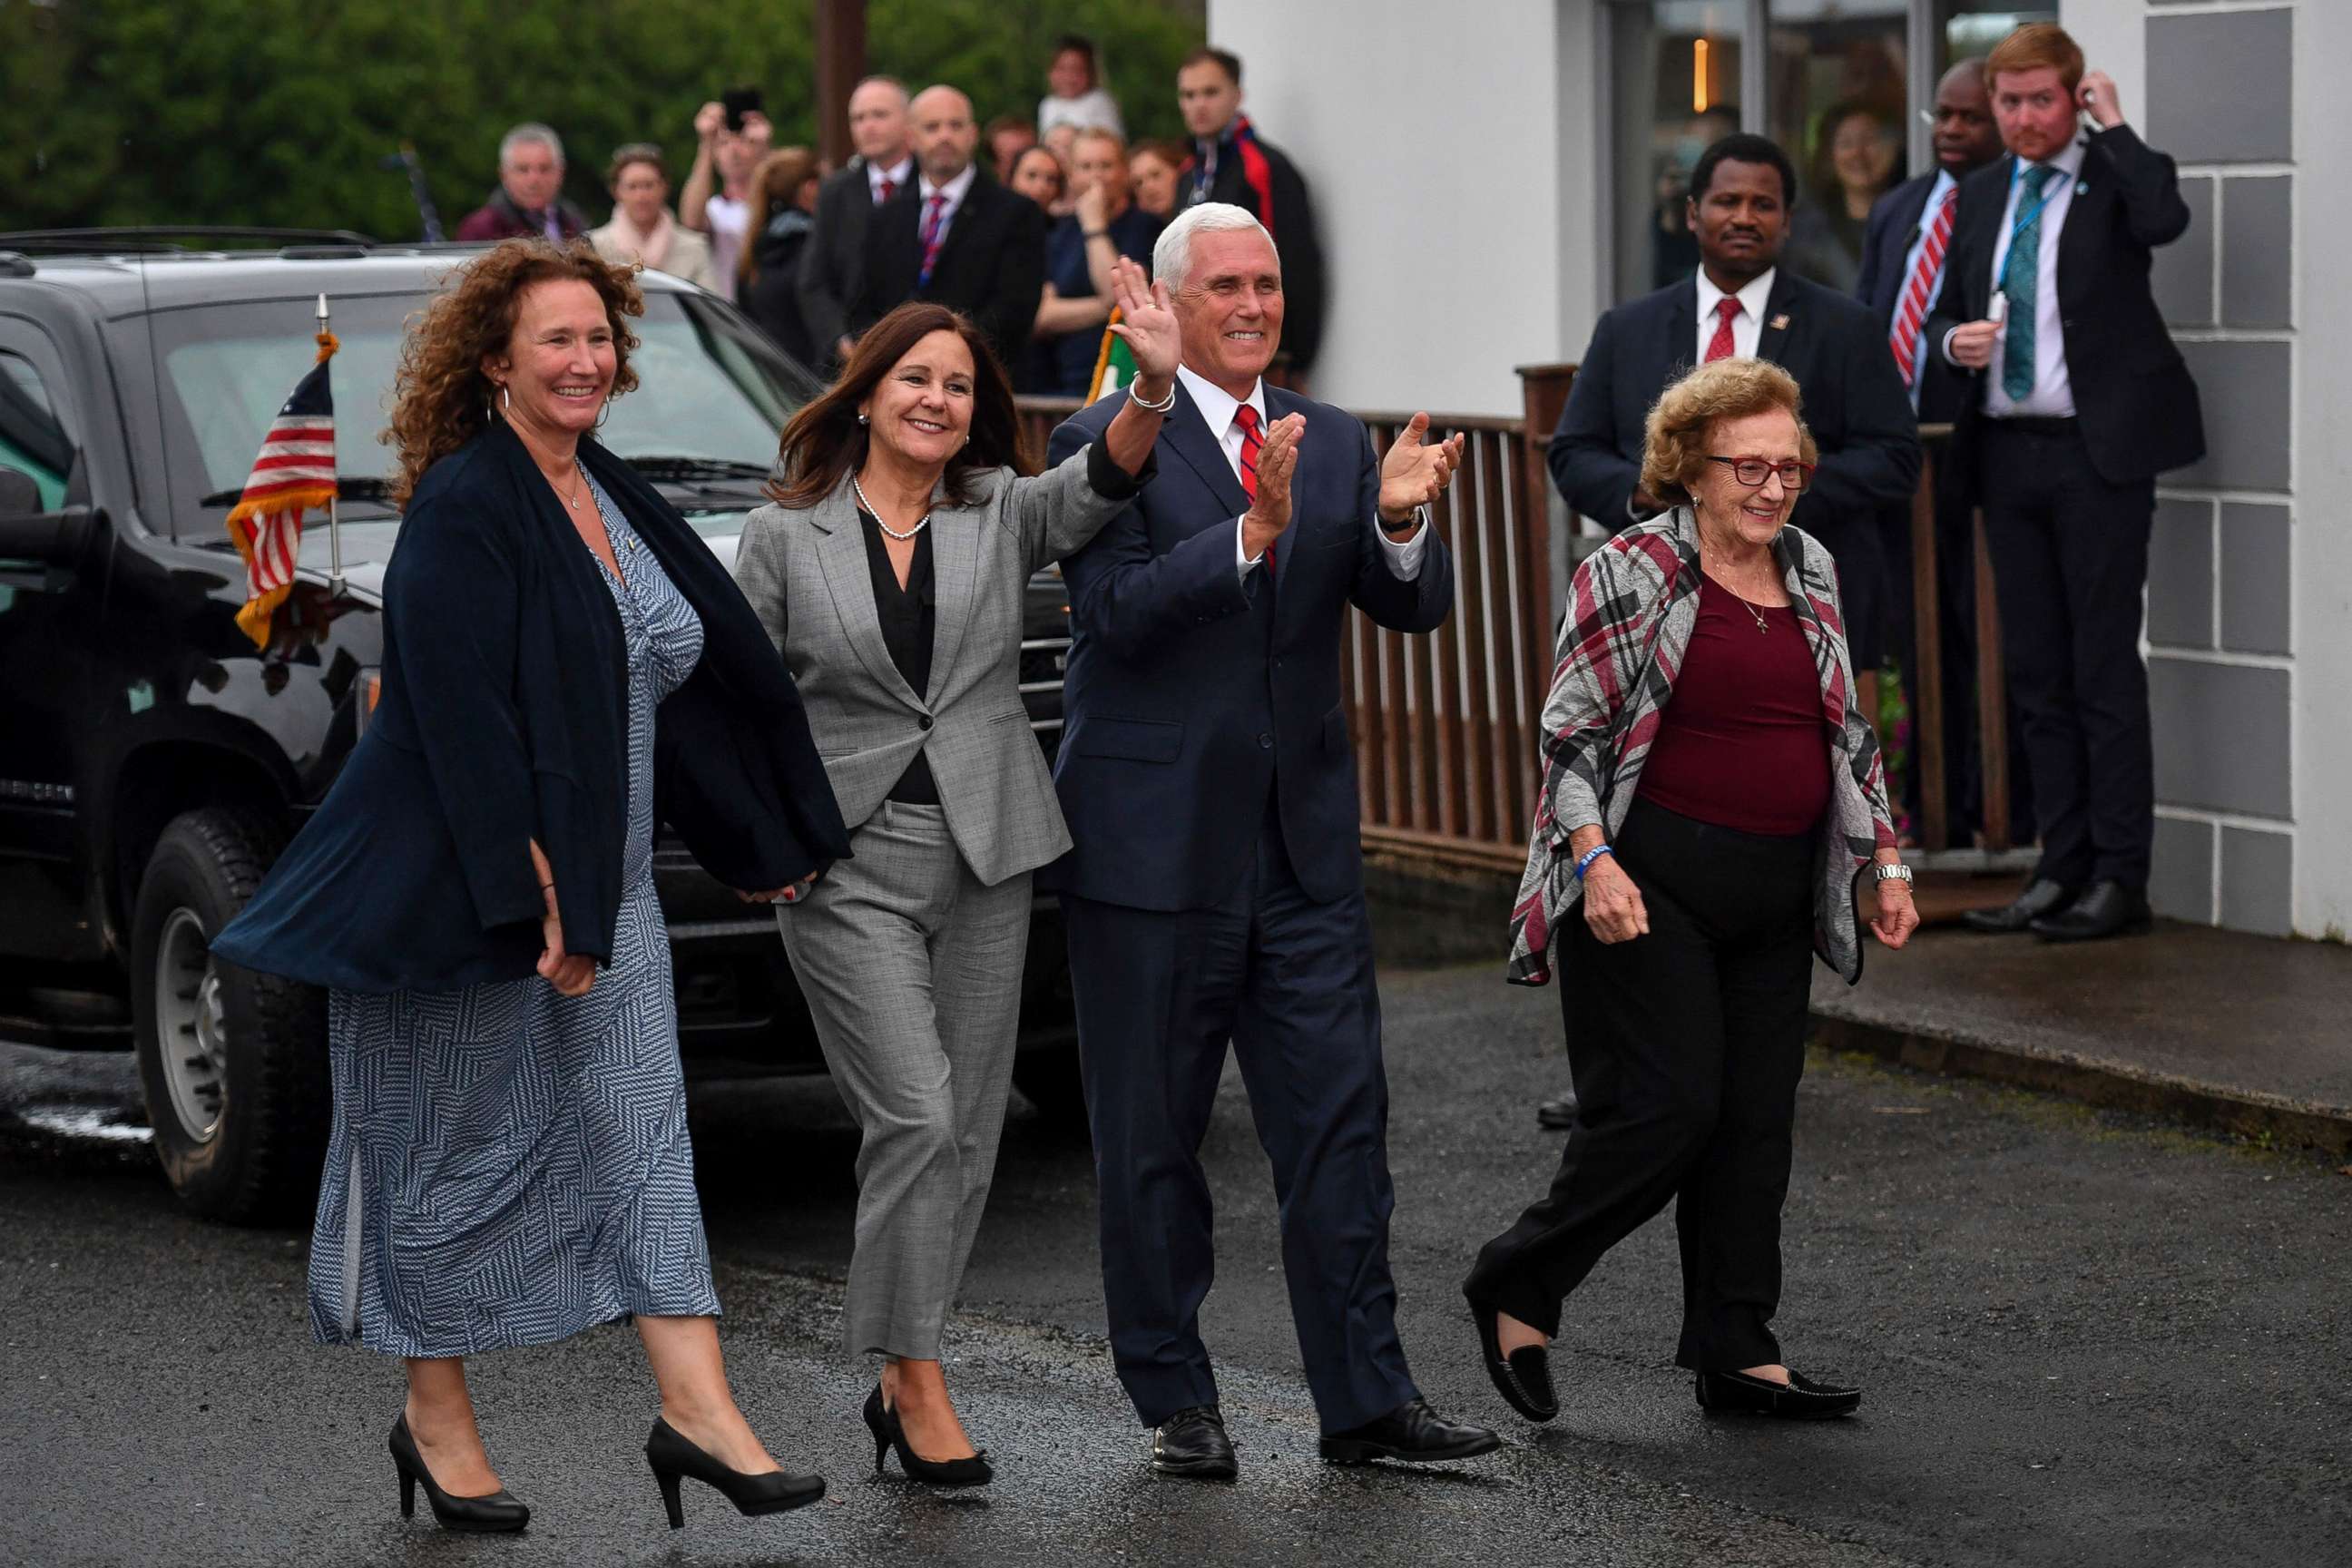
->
xmin=1538 ymin=132 xmax=1919 ymax=1130
xmin=1924 ymin=24 xmax=2203 ymax=943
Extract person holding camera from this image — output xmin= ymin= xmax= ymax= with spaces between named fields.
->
xmin=1924 ymin=24 xmax=2204 ymax=944
xmin=681 ymin=92 xmax=773 ymax=303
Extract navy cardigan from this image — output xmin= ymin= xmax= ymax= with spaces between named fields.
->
xmin=213 ymin=424 xmax=850 ymax=993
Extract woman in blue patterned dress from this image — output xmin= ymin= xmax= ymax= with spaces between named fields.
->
xmin=214 ymin=240 xmax=851 ymax=1534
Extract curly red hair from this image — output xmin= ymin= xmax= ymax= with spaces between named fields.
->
xmin=384 ymin=240 xmax=643 ymax=506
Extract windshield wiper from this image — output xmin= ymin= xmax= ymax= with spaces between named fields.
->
xmin=199 ymin=477 xmax=397 ymax=506
xmin=622 ymin=456 xmax=776 ymax=485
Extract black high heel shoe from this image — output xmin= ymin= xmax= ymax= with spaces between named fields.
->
xmin=644 ymin=1418 xmax=826 ymax=1529
xmin=863 ymin=1385 xmax=994 ymax=1486
xmin=387 ymin=1416 xmax=530 ymax=1534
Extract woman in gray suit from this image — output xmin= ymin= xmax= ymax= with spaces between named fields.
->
xmin=732 ymin=273 xmax=1178 ymax=1485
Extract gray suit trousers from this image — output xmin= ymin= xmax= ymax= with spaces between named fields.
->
xmin=778 ymin=801 xmax=1031 ymax=1358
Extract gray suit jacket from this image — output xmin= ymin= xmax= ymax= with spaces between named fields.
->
xmin=731 ymin=446 xmax=1137 ymax=887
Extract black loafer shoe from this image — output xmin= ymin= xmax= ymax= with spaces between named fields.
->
xmin=1152 ymin=1406 xmax=1237 ymax=1480
xmin=1961 ymin=877 xmax=2077 ymax=934
xmin=1471 ymin=1308 xmax=1558 ymax=1422
xmin=1319 ymin=1398 xmax=1502 ymax=1465
xmin=2029 ymin=879 xmax=2152 ymax=943
xmin=1694 ymin=1368 xmax=1861 ymax=1420
xmin=1535 ymin=1092 xmax=1579 ymax=1131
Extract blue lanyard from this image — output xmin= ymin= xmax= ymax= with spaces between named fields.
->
xmin=1999 ymin=161 xmax=2063 ymax=289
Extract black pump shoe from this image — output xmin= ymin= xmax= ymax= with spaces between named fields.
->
xmin=863 ymin=1386 xmax=994 ymax=1486
xmin=1471 ymin=1307 xmax=1558 ymax=1422
xmin=388 ymin=1416 xmax=530 ymax=1534
xmin=644 ymin=1417 xmax=825 ymax=1528
xmin=1694 ymin=1368 xmax=1861 ymax=1419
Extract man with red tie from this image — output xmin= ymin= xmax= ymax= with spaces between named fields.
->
xmin=1540 ymin=133 xmax=1918 ymax=1131
xmin=799 ymin=75 xmax=913 ymax=373
xmin=1856 ymin=59 xmax=2014 ymax=845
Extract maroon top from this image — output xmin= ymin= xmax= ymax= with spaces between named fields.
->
xmin=1635 ymin=573 xmax=1831 ymax=837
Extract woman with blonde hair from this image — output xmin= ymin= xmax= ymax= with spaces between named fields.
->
xmin=1465 ymin=356 xmax=1917 ymax=1425
xmin=215 ymin=240 xmax=848 ymax=1534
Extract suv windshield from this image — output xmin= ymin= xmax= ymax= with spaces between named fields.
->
xmin=141 ymin=286 xmax=813 ymax=577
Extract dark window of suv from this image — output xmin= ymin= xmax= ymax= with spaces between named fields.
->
xmin=0 ymin=349 xmax=74 ymax=510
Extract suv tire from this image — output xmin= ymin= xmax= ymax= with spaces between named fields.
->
xmin=129 ymin=808 xmax=327 ymax=1225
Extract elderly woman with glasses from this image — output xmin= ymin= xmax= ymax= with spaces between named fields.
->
xmin=1465 ymin=356 xmax=1917 ymax=1426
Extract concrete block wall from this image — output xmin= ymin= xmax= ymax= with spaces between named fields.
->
xmin=2133 ymin=0 xmax=2299 ymax=935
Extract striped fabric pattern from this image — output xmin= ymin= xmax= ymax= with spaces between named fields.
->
xmin=1504 ymin=506 xmax=1896 ymax=986
xmin=1890 ymin=185 xmax=1957 ymax=387
xmin=309 ymin=475 xmax=720 ymax=1357
xmin=225 ymin=354 xmax=336 ymax=647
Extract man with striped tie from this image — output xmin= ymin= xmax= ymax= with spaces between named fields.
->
xmin=1856 ymin=58 xmax=2008 ymax=843
xmin=848 ymin=84 xmax=1046 ymax=369
xmin=1924 ymin=24 xmax=2204 ymax=943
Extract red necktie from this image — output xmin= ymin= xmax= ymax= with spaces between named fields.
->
xmin=916 ymin=192 xmax=949 ymax=289
xmin=1234 ymin=405 xmax=1272 ymax=579
xmin=1890 ymin=185 xmax=1957 ymax=387
xmin=876 ymin=174 xmax=897 ymax=204
xmin=1703 ymin=296 xmax=1741 ymax=363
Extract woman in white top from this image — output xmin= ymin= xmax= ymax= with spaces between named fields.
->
xmin=588 ymin=144 xmax=720 ymax=293
xmin=1037 ymin=34 xmax=1124 ymax=140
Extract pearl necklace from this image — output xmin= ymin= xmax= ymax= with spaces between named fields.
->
xmin=851 ymin=473 xmax=928 ymax=541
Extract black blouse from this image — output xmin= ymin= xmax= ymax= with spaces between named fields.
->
xmin=858 ymin=511 xmax=941 ymax=804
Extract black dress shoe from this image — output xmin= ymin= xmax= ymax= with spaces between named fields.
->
xmin=1319 ymin=1398 xmax=1502 ymax=1465
xmin=862 ymin=1387 xmax=993 ymax=1487
xmin=1694 ymin=1368 xmax=1861 ymax=1420
xmin=1535 ymin=1092 xmax=1579 ymax=1130
xmin=1961 ymin=877 xmax=2077 ymax=934
xmin=388 ymin=1416 xmax=530 ymax=1534
xmin=2030 ymin=879 xmax=2152 ymax=942
xmin=1152 ymin=1406 xmax=1237 ymax=1480
xmin=645 ymin=1417 xmax=826 ymax=1528
xmin=1471 ymin=1307 xmax=1558 ymax=1422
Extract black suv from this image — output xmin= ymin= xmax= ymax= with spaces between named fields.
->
xmin=0 ymin=233 xmax=1082 ymax=1223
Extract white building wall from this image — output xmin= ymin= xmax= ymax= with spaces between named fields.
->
xmin=1203 ymin=0 xmax=1600 ymax=416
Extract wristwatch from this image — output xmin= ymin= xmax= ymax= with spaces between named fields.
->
xmin=1872 ymin=863 xmax=1914 ymax=885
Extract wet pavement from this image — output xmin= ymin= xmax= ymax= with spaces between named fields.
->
xmin=4 ymin=960 xmax=2348 ymax=1566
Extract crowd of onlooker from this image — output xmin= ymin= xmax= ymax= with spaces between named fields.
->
xmin=449 ymin=36 xmax=1327 ymax=398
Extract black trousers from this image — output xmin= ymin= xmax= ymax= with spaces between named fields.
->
xmin=1463 ymin=799 xmax=1816 ymax=1372
xmin=1975 ymin=419 xmax=2156 ymax=889
xmin=1064 ymin=804 xmax=1419 ymax=1435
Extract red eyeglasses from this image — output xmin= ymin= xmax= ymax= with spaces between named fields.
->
xmin=1706 ymin=455 xmax=1815 ymax=492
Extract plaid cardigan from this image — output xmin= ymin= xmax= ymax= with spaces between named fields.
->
xmin=1505 ymin=506 xmax=1896 ymax=986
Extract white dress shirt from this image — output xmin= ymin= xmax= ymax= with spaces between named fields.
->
xmin=916 ymin=162 xmax=979 ymax=252
xmin=865 ymin=155 xmax=913 ymax=204
xmin=703 ymin=193 xmax=748 ymax=303
xmin=1982 ymin=140 xmax=2083 ymax=418
xmin=1893 ymin=169 xmax=1960 ymax=410
xmin=1693 ymin=267 xmax=1777 ymax=364
xmin=1172 ymin=363 xmax=1430 ymax=583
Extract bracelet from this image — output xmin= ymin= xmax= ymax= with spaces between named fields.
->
xmin=1083 ymin=230 xmax=1110 ymax=240
xmin=1128 ymin=377 xmax=1177 ymax=414
xmin=1573 ymin=844 xmax=1613 ymax=881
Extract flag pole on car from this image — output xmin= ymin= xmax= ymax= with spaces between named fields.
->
xmin=220 ymin=294 xmax=339 ymax=647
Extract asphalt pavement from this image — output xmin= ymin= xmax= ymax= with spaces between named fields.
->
xmin=4 ymin=960 xmax=2347 ymax=1567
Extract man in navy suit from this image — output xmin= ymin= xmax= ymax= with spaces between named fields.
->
xmin=1537 ymin=133 xmax=1918 ymax=1132
xmin=1049 ymin=202 xmax=1500 ymax=1478
xmin=1855 ymin=59 xmax=2016 ymax=845
xmin=1925 ymin=24 xmax=2203 ymax=942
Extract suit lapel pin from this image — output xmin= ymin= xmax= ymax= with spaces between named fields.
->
xmin=2077 ymin=181 xmax=2089 ymax=195
xmin=1769 ymin=313 xmax=1790 ymax=331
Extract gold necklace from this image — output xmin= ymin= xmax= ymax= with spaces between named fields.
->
xmin=1698 ymin=544 xmax=1774 ymax=634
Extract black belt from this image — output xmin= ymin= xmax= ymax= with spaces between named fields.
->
xmin=1984 ymin=415 xmax=2080 ymax=438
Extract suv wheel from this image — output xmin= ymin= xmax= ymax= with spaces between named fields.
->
xmin=1012 ymin=1044 xmax=1091 ymax=1136
xmin=130 ymin=808 xmax=327 ymax=1224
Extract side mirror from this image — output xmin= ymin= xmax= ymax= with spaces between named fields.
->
xmin=0 ymin=464 xmax=38 ymax=516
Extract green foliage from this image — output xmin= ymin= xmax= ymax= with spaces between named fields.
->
xmin=0 ymin=0 xmax=1202 ymax=240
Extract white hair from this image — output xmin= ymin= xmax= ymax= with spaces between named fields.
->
xmin=1152 ymin=202 xmax=1278 ymax=291
xmin=499 ymin=122 xmax=564 ymax=168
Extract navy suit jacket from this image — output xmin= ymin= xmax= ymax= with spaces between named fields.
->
xmin=1048 ymin=383 xmax=1451 ymax=911
xmin=214 ymin=426 xmax=850 ymax=993
xmin=1921 ymin=126 xmax=2205 ymax=490
xmin=1549 ymin=270 xmax=1920 ymax=543
xmin=1857 ymin=168 xmax=1988 ymax=427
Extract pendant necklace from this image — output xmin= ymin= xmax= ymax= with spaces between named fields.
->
xmin=851 ymin=472 xmax=929 ymax=540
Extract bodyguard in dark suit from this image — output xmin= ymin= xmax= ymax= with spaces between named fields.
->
xmin=848 ymin=85 xmax=1045 ymax=371
xmin=1855 ymin=58 xmax=2014 ymax=839
xmin=1049 ymin=203 xmax=1498 ymax=1478
xmin=1551 ymin=134 xmax=1919 ymax=681
xmin=1924 ymin=25 xmax=2203 ymax=941
xmin=797 ymin=76 xmax=913 ymax=373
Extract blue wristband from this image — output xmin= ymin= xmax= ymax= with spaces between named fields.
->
xmin=1573 ymin=844 xmax=1614 ymax=881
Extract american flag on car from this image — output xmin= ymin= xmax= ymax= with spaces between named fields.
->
xmin=223 ymin=328 xmax=338 ymax=648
